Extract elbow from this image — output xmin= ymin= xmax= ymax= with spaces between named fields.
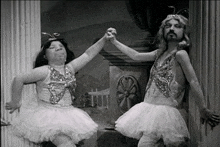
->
xmin=189 ymin=80 xmax=197 ymax=86
xmin=13 ymin=76 xmax=20 ymax=82
xmin=13 ymin=75 xmax=25 ymax=84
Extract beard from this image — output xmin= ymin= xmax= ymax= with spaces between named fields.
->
xmin=164 ymin=33 xmax=183 ymax=42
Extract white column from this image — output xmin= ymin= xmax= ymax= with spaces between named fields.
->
xmin=189 ymin=1 xmax=220 ymax=146
xmin=1 ymin=1 xmax=41 ymax=147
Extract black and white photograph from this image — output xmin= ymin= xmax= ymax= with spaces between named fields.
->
xmin=1 ymin=0 xmax=220 ymax=147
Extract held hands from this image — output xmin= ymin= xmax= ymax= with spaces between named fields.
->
xmin=105 ymin=27 xmax=117 ymax=43
xmin=5 ymin=101 xmax=21 ymax=114
xmin=200 ymin=108 xmax=220 ymax=129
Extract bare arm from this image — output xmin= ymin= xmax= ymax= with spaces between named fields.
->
xmin=67 ymin=34 xmax=107 ymax=73
xmin=5 ymin=66 xmax=48 ymax=113
xmin=176 ymin=51 xmax=205 ymax=110
xmin=176 ymin=50 xmax=220 ymax=127
xmin=112 ymin=39 xmax=157 ymax=61
xmin=107 ymin=28 xmax=157 ymax=62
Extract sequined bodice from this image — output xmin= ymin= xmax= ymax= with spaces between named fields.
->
xmin=37 ymin=66 xmax=76 ymax=105
xmin=144 ymin=51 xmax=185 ymax=107
xmin=48 ymin=66 xmax=76 ymax=104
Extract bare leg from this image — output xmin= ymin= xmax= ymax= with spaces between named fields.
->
xmin=52 ymin=134 xmax=76 ymax=147
xmin=138 ymin=134 xmax=164 ymax=147
xmin=165 ymin=141 xmax=188 ymax=147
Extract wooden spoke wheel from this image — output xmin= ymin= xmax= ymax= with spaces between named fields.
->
xmin=116 ymin=75 xmax=141 ymax=113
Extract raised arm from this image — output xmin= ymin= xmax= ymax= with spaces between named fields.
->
xmin=107 ymin=28 xmax=157 ymax=62
xmin=5 ymin=66 xmax=48 ymax=113
xmin=67 ymin=34 xmax=108 ymax=73
xmin=176 ymin=50 xmax=220 ymax=128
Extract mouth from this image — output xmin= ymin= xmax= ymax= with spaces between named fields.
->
xmin=168 ymin=32 xmax=176 ymax=36
xmin=59 ymin=54 xmax=66 ymax=58
xmin=56 ymin=53 xmax=66 ymax=58
xmin=167 ymin=33 xmax=177 ymax=38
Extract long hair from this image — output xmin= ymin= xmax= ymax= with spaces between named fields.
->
xmin=156 ymin=14 xmax=190 ymax=52
xmin=34 ymin=39 xmax=75 ymax=68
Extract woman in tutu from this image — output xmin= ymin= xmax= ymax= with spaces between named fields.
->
xmin=5 ymin=31 xmax=110 ymax=147
xmin=106 ymin=14 xmax=220 ymax=147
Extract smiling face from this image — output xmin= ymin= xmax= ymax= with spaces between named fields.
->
xmin=163 ymin=19 xmax=184 ymax=42
xmin=45 ymin=41 xmax=67 ymax=65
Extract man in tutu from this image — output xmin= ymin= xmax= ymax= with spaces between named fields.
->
xmin=105 ymin=14 xmax=220 ymax=146
xmin=5 ymin=31 xmax=110 ymax=147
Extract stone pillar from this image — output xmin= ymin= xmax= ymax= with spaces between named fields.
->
xmin=1 ymin=1 xmax=41 ymax=147
xmin=189 ymin=1 xmax=220 ymax=146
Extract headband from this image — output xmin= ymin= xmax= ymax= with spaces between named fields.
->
xmin=41 ymin=32 xmax=60 ymax=41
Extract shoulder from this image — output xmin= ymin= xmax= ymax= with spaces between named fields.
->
xmin=156 ymin=48 xmax=163 ymax=54
xmin=153 ymin=48 xmax=163 ymax=58
xmin=32 ymin=65 xmax=50 ymax=76
xmin=34 ymin=65 xmax=49 ymax=71
xmin=66 ymin=64 xmax=76 ymax=74
xmin=175 ymin=50 xmax=191 ymax=65
xmin=15 ymin=65 xmax=50 ymax=83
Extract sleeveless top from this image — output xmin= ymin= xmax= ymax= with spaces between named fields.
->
xmin=144 ymin=50 xmax=185 ymax=107
xmin=36 ymin=65 xmax=77 ymax=106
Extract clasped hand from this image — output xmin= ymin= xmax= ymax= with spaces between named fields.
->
xmin=105 ymin=27 xmax=117 ymax=42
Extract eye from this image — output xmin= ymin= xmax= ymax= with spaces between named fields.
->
xmin=175 ymin=24 xmax=182 ymax=28
xmin=48 ymin=46 xmax=55 ymax=50
xmin=164 ymin=24 xmax=171 ymax=28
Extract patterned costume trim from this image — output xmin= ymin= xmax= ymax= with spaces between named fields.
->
xmin=48 ymin=66 xmax=76 ymax=104
xmin=146 ymin=51 xmax=176 ymax=98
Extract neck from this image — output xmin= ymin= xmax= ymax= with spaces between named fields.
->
xmin=166 ymin=41 xmax=179 ymax=53
xmin=49 ymin=63 xmax=66 ymax=75
xmin=49 ymin=63 xmax=65 ymax=68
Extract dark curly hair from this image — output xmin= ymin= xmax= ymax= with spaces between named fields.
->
xmin=34 ymin=39 xmax=75 ymax=68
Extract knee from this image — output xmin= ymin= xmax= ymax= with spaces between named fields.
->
xmin=53 ymin=141 xmax=75 ymax=147
xmin=164 ymin=137 xmax=189 ymax=147
xmin=138 ymin=140 xmax=163 ymax=147
xmin=64 ymin=141 xmax=76 ymax=147
xmin=165 ymin=141 xmax=188 ymax=147
xmin=138 ymin=134 xmax=162 ymax=147
xmin=52 ymin=134 xmax=76 ymax=147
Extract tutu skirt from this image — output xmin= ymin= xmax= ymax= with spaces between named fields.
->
xmin=11 ymin=101 xmax=98 ymax=144
xmin=115 ymin=102 xmax=190 ymax=145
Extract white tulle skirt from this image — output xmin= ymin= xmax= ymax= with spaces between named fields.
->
xmin=115 ymin=102 xmax=190 ymax=145
xmin=10 ymin=101 xmax=98 ymax=144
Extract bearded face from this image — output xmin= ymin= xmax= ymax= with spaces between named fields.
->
xmin=163 ymin=19 xmax=184 ymax=42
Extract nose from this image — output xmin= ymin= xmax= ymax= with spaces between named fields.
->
xmin=170 ymin=25 xmax=174 ymax=30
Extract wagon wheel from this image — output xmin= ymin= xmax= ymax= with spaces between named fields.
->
xmin=116 ymin=75 xmax=141 ymax=113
